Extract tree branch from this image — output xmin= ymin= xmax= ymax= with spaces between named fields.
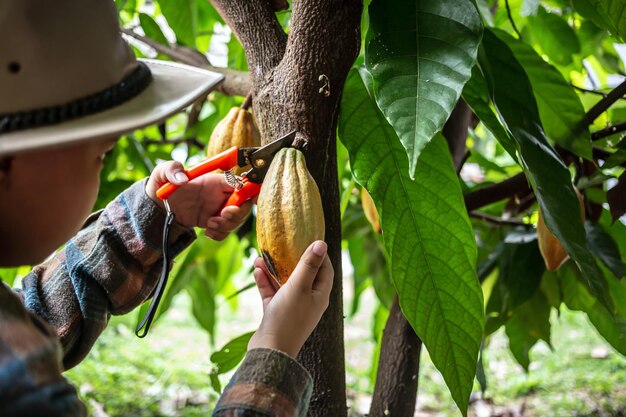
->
xmin=570 ymin=83 xmax=626 ymax=101
xmin=208 ymin=0 xmax=287 ymax=80
xmin=469 ymin=211 xmax=528 ymax=226
xmin=587 ymin=79 xmax=626 ymax=124
xmin=121 ymin=28 xmax=251 ymax=97
xmin=464 ymin=173 xmax=530 ymax=212
xmin=505 ymin=0 xmax=522 ymax=39
xmin=591 ymin=120 xmax=626 ymax=141
xmin=254 ymin=0 xmax=362 ymax=141
xmin=443 ymin=99 xmax=473 ymax=171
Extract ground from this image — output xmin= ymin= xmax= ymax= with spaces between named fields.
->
xmin=66 ymin=276 xmax=626 ymax=417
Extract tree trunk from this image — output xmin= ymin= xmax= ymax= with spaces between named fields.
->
xmin=209 ymin=1 xmax=362 ymax=415
xmin=369 ymin=297 xmax=422 ymax=417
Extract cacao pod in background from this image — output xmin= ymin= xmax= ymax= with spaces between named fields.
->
xmin=361 ymin=187 xmax=381 ymax=234
xmin=207 ymin=107 xmax=261 ymax=175
xmin=537 ymin=187 xmax=585 ymax=271
xmin=256 ymin=147 xmax=325 ymax=286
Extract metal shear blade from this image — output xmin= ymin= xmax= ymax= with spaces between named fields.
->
xmin=242 ymin=131 xmax=297 ymax=183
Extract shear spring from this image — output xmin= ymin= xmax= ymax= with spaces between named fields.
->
xmin=224 ymin=169 xmax=243 ymax=189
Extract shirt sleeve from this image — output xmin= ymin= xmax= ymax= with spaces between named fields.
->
xmin=0 ymin=282 xmax=86 ymax=417
xmin=16 ymin=178 xmax=196 ymax=369
xmin=213 ymin=348 xmax=313 ymax=417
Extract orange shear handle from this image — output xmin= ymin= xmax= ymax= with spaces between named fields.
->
xmin=156 ymin=147 xmax=239 ymax=200
xmin=224 ymin=179 xmax=262 ymax=207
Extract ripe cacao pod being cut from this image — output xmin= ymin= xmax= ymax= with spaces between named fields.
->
xmin=256 ymin=147 xmax=325 ymax=286
xmin=207 ymin=107 xmax=261 ymax=174
xmin=537 ymin=187 xmax=585 ymax=271
xmin=361 ymin=188 xmax=381 ymax=234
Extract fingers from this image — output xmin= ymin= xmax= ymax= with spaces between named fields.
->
xmin=155 ymin=160 xmax=189 ymax=186
xmin=288 ymin=241 xmax=328 ymax=292
xmin=201 ymin=173 xmax=235 ymax=194
xmin=220 ymin=200 xmax=253 ymax=223
xmin=204 ymin=200 xmax=254 ymax=240
xmin=312 ymin=254 xmax=334 ymax=297
xmin=253 ymin=263 xmax=278 ymax=310
xmin=254 ymin=257 xmax=279 ymax=291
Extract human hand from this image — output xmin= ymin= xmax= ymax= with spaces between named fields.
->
xmin=145 ymin=161 xmax=253 ymax=240
xmin=248 ymin=241 xmax=334 ymax=358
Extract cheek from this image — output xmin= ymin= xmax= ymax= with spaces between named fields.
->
xmin=21 ymin=156 xmax=102 ymax=248
xmin=57 ymin=160 xmax=102 ymax=227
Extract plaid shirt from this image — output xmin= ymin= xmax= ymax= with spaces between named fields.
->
xmin=0 ymin=179 xmax=312 ymax=417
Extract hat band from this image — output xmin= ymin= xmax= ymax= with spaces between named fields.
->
xmin=0 ymin=62 xmax=152 ymax=135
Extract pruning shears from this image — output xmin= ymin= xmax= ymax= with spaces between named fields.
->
xmin=156 ymin=130 xmax=298 ymax=205
xmin=135 ymin=131 xmax=297 ymax=338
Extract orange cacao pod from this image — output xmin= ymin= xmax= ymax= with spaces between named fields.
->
xmin=256 ymin=148 xmax=325 ymax=286
xmin=207 ymin=107 xmax=260 ymax=175
xmin=537 ymin=188 xmax=585 ymax=271
xmin=361 ymin=188 xmax=381 ymax=234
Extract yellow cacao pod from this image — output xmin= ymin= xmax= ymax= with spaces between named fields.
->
xmin=537 ymin=188 xmax=585 ymax=271
xmin=256 ymin=148 xmax=325 ymax=286
xmin=361 ymin=188 xmax=381 ymax=234
xmin=207 ymin=107 xmax=261 ymax=175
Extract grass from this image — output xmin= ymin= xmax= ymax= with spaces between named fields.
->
xmin=65 ymin=283 xmax=626 ymax=417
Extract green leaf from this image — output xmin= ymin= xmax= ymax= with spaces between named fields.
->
xmin=348 ymin=235 xmax=394 ymax=313
xmin=228 ymin=36 xmax=248 ymax=72
xmin=499 ymin=240 xmax=545 ymax=310
xmin=116 ymin=0 xmax=142 ymax=22
xmin=476 ymin=344 xmax=487 ymax=394
xmin=209 ymin=331 xmax=254 ymax=393
xmin=365 ymin=0 xmax=483 ymax=178
xmin=493 ymin=30 xmax=592 ymax=160
xmin=525 ymin=7 xmax=580 ymax=66
xmin=139 ymin=13 xmax=169 ymax=46
xmin=577 ymin=20 xmax=608 ymax=58
xmin=573 ymin=0 xmax=625 ymax=41
xmin=462 ymin=66 xmax=518 ymax=159
xmin=369 ymin=303 xmax=390 ymax=386
xmin=540 ymin=270 xmax=562 ymax=309
xmin=561 ymin=267 xmax=626 ymax=355
xmin=0 ymin=266 xmax=31 ymax=287
xmin=478 ymin=29 xmax=612 ymax=312
xmin=210 ymin=331 xmax=254 ymax=374
xmin=196 ymin=1 xmax=222 ymax=52
xmin=475 ymin=0 xmax=495 ymax=26
xmin=505 ymin=290 xmax=552 ymax=370
xmin=156 ymin=0 xmax=197 ymax=46
xmin=586 ymin=221 xmax=625 ymax=278
xmin=339 ymin=68 xmax=484 ymax=415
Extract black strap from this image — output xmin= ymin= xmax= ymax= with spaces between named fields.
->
xmin=0 ymin=62 xmax=152 ymax=134
xmin=135 ymin=209 xmax=175 ymax=338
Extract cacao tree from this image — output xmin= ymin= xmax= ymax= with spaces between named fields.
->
xmin=2 ymin=0 xmax=625 ymax=415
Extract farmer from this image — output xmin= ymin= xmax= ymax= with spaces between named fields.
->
xmin=0 ymin=1 xmax=333 ymax=416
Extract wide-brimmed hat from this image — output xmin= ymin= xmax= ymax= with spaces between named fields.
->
xmin=0 ymin=0 xmax=224 ymax=156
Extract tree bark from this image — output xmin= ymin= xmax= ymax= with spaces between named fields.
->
xmin=369 ymin=297 xmax=422 ymax=417
xmin=209 ymin=1 xmax=362 ymax=416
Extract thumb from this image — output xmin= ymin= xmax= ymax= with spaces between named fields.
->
xmin=288 ymin=241 xmax=327 ymax=291
xmin=154 ymin=161 xmax=189 ymax=186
